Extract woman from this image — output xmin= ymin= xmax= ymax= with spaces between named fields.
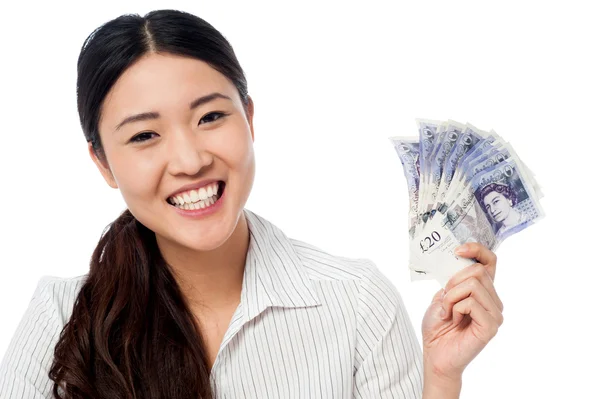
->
xmin=480 ymin=182 xmax=526 ymax=236
xmin=0 ymin=9 xmax=503 ymax=398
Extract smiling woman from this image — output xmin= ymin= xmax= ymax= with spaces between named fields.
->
xmin=1 ymin=10 xmax=258 ymax=399
xmin=0 ymin=7 xmax=502 ymax=399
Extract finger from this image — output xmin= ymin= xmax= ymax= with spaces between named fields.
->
xmin=431 ymin=287 xmax=445 ymax=304
xmin=441 ymin=276 xmax=504 ymax=327
xmin=452 ymin=296 xmax=501 ymax=342
xmin=444 ymin=263 xmax=503 ymax=313
xmin=454 ymin=242 xmax=498 ymax=280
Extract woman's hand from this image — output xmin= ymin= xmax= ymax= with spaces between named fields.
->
xmin=421 ymin=242 xmax=504 ymax=386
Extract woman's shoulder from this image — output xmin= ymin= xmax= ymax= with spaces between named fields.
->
xmin=34 ymin=273 xmax=87 ymax=294
xmin=36 ymin=273 xmax=88 ymax=286
xmin=289 ymin=238 xmax=415 ymax=355
xmin=249 ymin=209 xmax=401 ymax=298
xmin=289 ymin=237 xmax=402 ymax=304
xmin=29 ymin=274 xmax=88 ymax=325
xmin=0 ymin=274 xmax=88 ymax=391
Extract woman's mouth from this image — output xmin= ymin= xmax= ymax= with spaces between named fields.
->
xmin=167 ymin=181 xmax=226 ymax=210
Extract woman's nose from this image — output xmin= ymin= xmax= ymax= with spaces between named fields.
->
xmin=166 ymin=130 xmax=213 ymax=175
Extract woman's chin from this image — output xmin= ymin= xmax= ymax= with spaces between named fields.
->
xmin=181 ymin=229 xmax=228 ymax=249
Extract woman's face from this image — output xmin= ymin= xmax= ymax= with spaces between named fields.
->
xmin=89 ymin=52 xmax=255 ymax=252
xmin=483 ymin=191 xmax=512 ymax=224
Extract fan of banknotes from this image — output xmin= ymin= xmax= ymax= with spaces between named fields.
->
xmin=389 ymin=119 xmax=545 ymax=286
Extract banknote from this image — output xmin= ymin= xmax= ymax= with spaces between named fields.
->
xmin=389 ymin=119 xmax=545 ymax=286
xmin=389 ymin=137 xmax=420 ymax=238
xmin=434 ymin=124 xmax=489 ymax=212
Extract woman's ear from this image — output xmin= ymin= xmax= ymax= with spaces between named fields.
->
xmin=246 ymin=95 xmax=255 ymax=143
xmin=88 ymin=142 xmax=118 ymax=189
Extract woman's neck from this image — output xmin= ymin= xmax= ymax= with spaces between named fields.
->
xmin=157 ymin=213 xmax=250 ymax=311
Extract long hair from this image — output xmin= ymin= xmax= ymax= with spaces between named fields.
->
xmin=48 ymin=9 xmax=250 ymax=398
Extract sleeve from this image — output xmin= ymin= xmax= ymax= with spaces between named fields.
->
xmin=0 ymin=276 xmax=70 ymax=399
xmin=352 ymin=259 xmax=424 ymax=399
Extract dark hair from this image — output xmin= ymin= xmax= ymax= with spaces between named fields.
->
xmin=479 ymin=182 xmax=518 ymax=209
xmin=48 ymin=9 xmax=250 ymax=398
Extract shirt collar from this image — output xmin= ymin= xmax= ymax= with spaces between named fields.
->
xmin=240 ymin=209 xmax=322 ymax=321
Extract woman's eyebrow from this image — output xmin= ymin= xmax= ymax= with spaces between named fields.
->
xmin=114 ymin=92 xmax=232 ymax=132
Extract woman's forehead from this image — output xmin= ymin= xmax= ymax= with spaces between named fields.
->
xmin=110 ymin=54 xmax=230 ymax=102
xmin=100 ymin=54 xmax=235 ymax=129
xmin=484 ymin=192 xmax=502 ymax=202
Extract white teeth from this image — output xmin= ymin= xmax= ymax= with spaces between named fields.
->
xmin=169 ymin=182 xmax=222 ymax=208
xmin=199 ymin=187 xmax=208 ymax=200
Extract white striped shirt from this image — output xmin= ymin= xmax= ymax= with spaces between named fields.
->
xmin=0 ymin=208 xmax=424 ymax=398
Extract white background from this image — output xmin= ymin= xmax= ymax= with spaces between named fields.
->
xmin=0 ymin=1 xmax=597 ymax=397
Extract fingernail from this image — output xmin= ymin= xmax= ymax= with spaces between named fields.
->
xmin=455 ymin=244 xmax=468 ymax=255
xmin=440 ymin=307 xmax=446 ymax=319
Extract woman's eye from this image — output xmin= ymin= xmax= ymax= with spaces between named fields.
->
xmin=199 ymin=111 xmax=228 ymax=125
xmin=129 ymin=112 xmax=228 ymax=143
xmin=130 ymin=132 xmax=157 ymax=143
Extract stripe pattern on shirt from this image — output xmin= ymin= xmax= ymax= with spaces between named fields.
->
xmin=0 ymin=208 xmax=424 ymax=398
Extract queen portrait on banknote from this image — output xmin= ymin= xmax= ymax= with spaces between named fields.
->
xmin=480 ymin=183 xmax=526 ymax=236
